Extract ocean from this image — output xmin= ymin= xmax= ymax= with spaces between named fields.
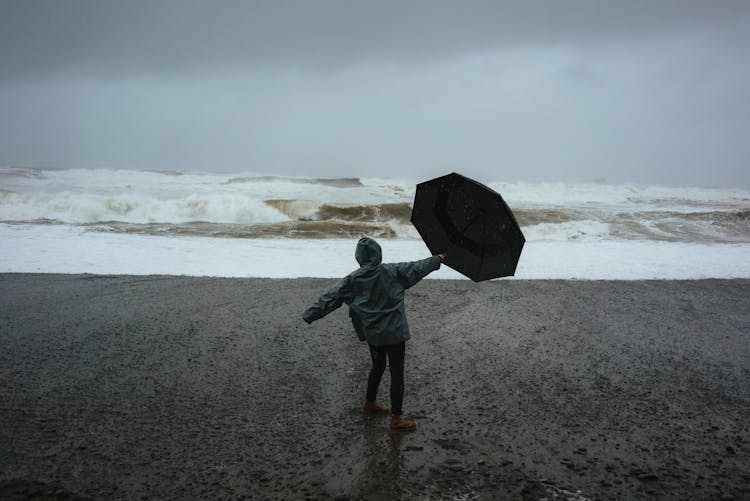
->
xmin=2 ymin=166 xmax=749 ymax=279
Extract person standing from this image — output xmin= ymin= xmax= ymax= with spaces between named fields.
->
xmin=302 ymin=237 xmax=444 ymax=431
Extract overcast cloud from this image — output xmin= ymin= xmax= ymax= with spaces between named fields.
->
xmin=1 ymin=0 xmax=749 ymax=187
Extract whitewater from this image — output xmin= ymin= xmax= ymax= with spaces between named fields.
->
xmin=1 ymin=166 xmax=749 ymax=279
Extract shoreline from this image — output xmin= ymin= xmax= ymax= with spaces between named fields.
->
xmin=1 ymin=274 xmax=749 ymax=499
xmin=4 ymin=225 xmax=750 ymax=280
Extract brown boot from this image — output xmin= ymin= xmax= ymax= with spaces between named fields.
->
xmin=363 ymin=401 xmax=390 ymax=414
xmin=389 ymin=413 xmax=417 ymax=431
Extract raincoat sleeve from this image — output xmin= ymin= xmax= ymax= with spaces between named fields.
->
xmin=302 ymin=277 xmax=353 ymax=324
xmin=393 ymin=255 xmax=441 ymax=289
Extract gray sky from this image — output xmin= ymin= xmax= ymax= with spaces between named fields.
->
xmin=1 ymin=0 xmax=749 ymax=188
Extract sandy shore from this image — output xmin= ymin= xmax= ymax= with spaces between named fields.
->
xmin=1 ymin=274 xmax=749 ymax=500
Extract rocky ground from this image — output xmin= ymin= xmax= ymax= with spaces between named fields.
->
xmin=1 ymin=274 xmax=749 ymax=500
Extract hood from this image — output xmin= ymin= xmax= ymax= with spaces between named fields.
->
xmin=355 ymin=237 xmax=382 ymax=267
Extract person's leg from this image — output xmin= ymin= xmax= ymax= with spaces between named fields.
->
xmin=387 ymin=342 xmax=406 ymax=415
xmin=387 ymin=342 xmax=415 ymax=430
xmin=365 ymin=344 xmax=387 ymax=404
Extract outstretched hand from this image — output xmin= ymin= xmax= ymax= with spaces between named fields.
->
xmin=437 ymin=253 xmax=446 ymax=263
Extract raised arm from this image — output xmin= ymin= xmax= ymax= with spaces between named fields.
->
xmin=393 ymin=254 xmax=443 ymax=289
xmin=302 ymin=277 xmax=353 ymax=324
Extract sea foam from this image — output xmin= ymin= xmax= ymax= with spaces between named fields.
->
xmin=2 ymin=167 xmax=749 ymax=242
xmin=2 ymin=166 xmax=750 ymax=278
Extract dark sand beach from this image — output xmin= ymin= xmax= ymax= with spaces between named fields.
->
xmin=1 ymin=274 xmax=749 ymax=500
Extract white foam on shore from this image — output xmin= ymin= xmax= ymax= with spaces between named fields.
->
xmin=3 ymin=223 xmax=749 ymax=280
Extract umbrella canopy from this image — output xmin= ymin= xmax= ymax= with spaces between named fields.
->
xmin=410 ymin=172 xmax=525 ymax=282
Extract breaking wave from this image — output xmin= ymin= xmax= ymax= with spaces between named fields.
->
xmin=0 ymin=189 xmax=287 ymax=225
xmin=1 ymin=166 xmax=749 ymax=242
xmin=0 ymin=167 xmax=49 ymax=180
xmin=265 ymin=199 xmax=412 ymax=224
xmin=85 ymin=220 xmax=397 ymax=239
xmin=225 ymin=176 xmax=363 ymax=188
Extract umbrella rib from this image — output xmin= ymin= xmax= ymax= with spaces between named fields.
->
xmin=458 ymin=213 xmax=481 ymax=235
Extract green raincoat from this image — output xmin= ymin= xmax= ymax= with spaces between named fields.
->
xmin=302 ymin=237 xmax=441 ymax=346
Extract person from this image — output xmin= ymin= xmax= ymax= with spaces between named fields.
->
xmin=302 ymin=237 xmax=444 ymax=431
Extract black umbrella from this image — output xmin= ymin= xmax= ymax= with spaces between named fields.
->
xmin=410 ymin=172 xmax=525 ymax=282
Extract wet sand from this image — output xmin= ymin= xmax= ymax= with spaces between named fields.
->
xmin=1 ymin=274 xmax=749 ymax=500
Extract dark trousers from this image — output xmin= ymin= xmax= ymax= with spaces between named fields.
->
xmin=366 ymin=342 xmax=406 ymax=415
